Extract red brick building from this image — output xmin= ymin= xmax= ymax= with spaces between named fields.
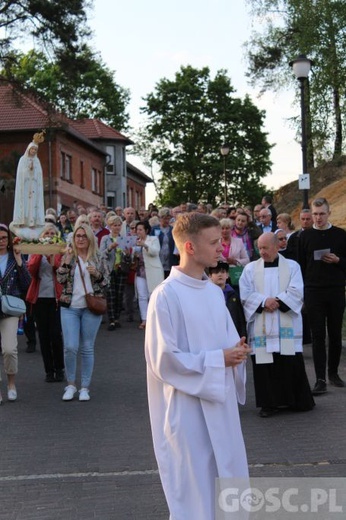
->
xmin=0 ymin=81 xmax=152 ymax=223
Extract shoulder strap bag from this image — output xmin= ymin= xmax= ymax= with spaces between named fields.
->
xmin=77 ymin=258 xmax=107 ymax=316
xmin=0 ymin=269 xmax=26 ymax=318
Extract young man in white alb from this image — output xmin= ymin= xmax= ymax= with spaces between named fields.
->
xmin=145 ymin=212 xmax=251 ymax=520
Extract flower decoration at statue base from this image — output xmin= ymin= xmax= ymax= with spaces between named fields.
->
xmin=12 ymin=236 xmax=66 ymax=255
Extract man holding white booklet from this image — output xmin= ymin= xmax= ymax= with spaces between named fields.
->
xmin=299 ymin=197 xmax=346 ymax=395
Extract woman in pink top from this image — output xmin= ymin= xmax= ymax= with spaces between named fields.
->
xmin=220 ymin=218 xmax=250 ymax=267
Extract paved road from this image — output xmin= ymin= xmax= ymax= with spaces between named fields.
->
xmin=1 ymin=316 xmax=346 ymax=520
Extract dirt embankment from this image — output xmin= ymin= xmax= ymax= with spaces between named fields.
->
xmin=274 ymin=157 xmax=346 ymax=229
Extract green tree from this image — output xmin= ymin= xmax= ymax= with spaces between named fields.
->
xmin=245 ymin=0 xmax=346 ymax=163
xmin=139 ymin=65 xmax=272 ymax=207
xmin=0 ymin=0 xmax=90 ymax=64
xmin=2 ymin=48 xmax=130 ymax=130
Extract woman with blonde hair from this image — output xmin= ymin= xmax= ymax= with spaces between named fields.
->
xmin=57 ymin=224 xmax=109 ymax=402
xmin=66 ymin=214 xmax=90 ymax=244
xmin=100 ymin=215 xmax=132 ymax=330
xmin=276 ymin=213 xmax=295 ymax=239
xmin=219 ymin=218 xmax=249 ymax=267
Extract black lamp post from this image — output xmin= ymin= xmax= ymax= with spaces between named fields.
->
xmin=220 ymin=143 xmax=230 ymax=204
xmin=289 ymin=54 xmax=313 ymax=209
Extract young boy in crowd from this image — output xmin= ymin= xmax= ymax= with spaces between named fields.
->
xmin=207 ymin=260 xmax=247 ymax=338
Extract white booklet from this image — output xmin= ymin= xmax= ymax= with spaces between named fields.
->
xmin=313 ymin=248 xmax=331 ymax=260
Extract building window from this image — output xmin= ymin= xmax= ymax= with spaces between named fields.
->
xmin=106 ymin=145 xmax=115 ymax=174
xmin=136 ymin=190 xmax=140 ymax=209
xmin=91 ymin=168 xmax=97 ymax=192
xmin=91 ymin=168 xmax=102 ymax=194
xmin=98 ymin=170 xmax=103 ymax=196
xmin=60 ymin=152 xmax=72 ymax=181
xmin=80 ymin=161 xmax=85 ymax=188
xmin=107 ymin=192 xmax=115 ymax=209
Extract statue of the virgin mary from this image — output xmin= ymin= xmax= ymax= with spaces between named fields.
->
xmin=10 ymin=131 xmax=46 ymax=240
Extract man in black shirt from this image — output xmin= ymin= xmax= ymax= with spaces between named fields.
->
xmin=286 ymin=209 xmax=313 ymax=261
xmin=299 ymin=198 xmax=346 ymax=395
xmin=285 ymin=209 xmax=313 ymax=345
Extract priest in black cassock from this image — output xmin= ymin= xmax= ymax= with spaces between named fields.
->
xmin=239 ymin=232 xmax=315 ymax=417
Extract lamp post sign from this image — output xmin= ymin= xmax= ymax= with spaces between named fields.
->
xmin=298 ymin=173 xmax=310 ymax=190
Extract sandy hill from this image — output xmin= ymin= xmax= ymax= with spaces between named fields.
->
xmin=274 ymin=156 xmax=346 ymax=229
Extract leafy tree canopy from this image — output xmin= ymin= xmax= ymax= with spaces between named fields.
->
xmin=245 ymin=0 xmax=346 ymax=162
xmin=138 ymin=65 xmax=272 ymax=207
xmin=2 ymin=48 xmax=130 ymax=130
xmin=0 ymin=0 xmax=90 ymax=55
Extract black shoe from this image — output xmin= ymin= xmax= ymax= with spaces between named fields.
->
xmin=312 ymin=379 xmax=327 ymax=395
xmin=328 ymin=373 xmax=345 ymax=387
xmin=259 ymin=407 xmax=278 ymax=418
xmin=108 ymin=323 xmax=116 ymax=331
xmin=55 ymin=370 xmax=65 ymax=382
xmin=26 ymin=342 xmax=36 ymax=353
xmin=45 ymin=373 xmax=56 ymax=383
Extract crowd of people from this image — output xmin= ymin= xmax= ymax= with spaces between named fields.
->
xmin=1 ymin=193 xmax=345 ymax=518
xmin=0 ymin=196 xmax=345 ymax=405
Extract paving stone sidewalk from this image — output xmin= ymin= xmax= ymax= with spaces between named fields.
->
xmin=0 ymin=320 xmax=345 ymax=519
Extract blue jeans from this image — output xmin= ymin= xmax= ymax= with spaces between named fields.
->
xmin=60 ymin=306 xmax=102 ymax=388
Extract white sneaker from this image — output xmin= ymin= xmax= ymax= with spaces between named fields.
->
xmin=62 ymin=385 xmax=77 ymax=401
xmin=79 ymin=388 xmax=90 ymax=401
xmin=7 ymin=387 xmax=17 ymax=401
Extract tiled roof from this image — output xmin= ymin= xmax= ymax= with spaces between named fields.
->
xmin=0 ymin=83 xmax=55 ymax=131
xmin=0 ymin=82 xmax=133 ymax=148
xmin=71 ymin=118 xmax=133 ymax=145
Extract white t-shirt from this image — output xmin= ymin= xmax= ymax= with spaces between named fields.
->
xmin=71 ymin=257 xmax=93 ymax=308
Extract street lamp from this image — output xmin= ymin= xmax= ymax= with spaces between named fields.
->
xmin=220 ymin=143 xmax=230 ymax=204
xmin=289 ymin=54 xmax=313 ymax=209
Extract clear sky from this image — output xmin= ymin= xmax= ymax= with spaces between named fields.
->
xmin=89 ymin=0 xmax=302 ymax=203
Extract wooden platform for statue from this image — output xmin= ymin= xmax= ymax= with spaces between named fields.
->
xmin=18 ymin=243 xmax=66 ymax=255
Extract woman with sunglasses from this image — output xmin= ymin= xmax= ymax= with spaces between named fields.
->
xmin=274 ymin=228 xmax=290 ymax=258
xmin=0 ymin=224 xmax=31 ymax=403
xmin=57 ymin=224 xmax=109 ymax=402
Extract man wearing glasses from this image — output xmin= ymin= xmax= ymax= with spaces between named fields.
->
xmin=258 ymin=208 xmax=277 ymax=233
xmin=299 ymin=197 xmax=346 ymax=395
